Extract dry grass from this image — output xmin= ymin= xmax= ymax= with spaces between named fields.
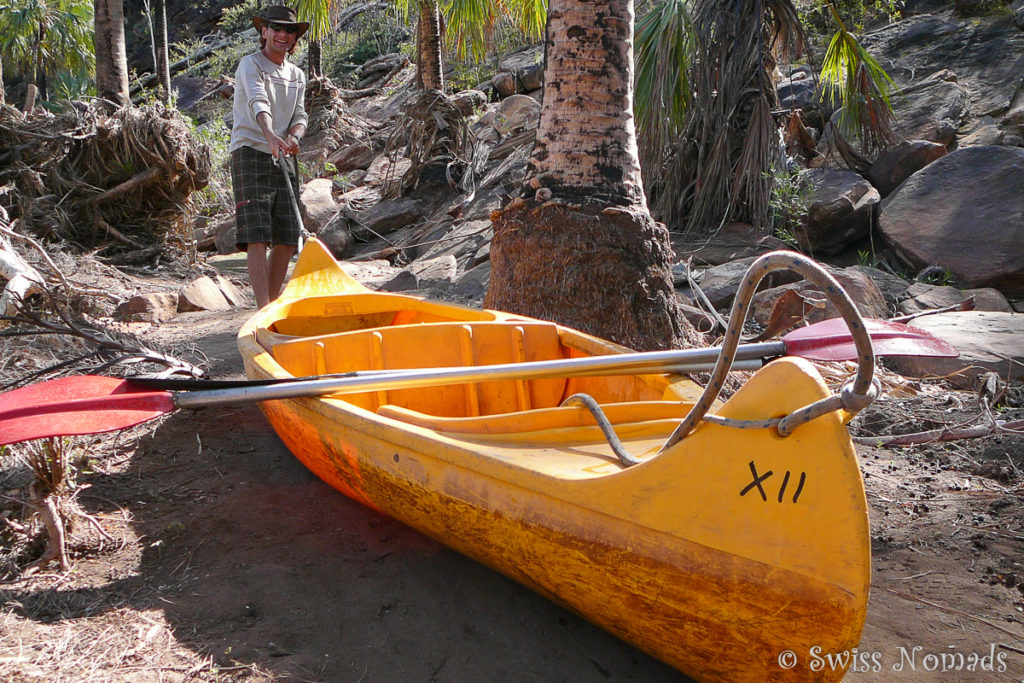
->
xmin=0 ymin=605 xmax=272 ymax=681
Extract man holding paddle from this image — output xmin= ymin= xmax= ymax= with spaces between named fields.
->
xmin=229 ymin=5 xmax=309 ymax=308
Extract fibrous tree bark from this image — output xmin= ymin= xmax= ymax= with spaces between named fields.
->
xmin=485 ymin=0 xmax=695 ymax=351
xmin=153 ymin=0 xmax=171 ymax=101
xmin=94 ymin=0 xmax=130 ymax=107
xmin=415 ymin=0 xmax=444 ymax=91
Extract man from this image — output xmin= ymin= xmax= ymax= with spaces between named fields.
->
xmin=229 ymin=5 xmax=309 ymax=308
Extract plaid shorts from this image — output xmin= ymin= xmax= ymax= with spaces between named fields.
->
xmin=231 ymin=146 xmax=302 ymax=249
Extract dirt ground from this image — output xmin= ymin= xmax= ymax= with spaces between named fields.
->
xmin=2 ymin=261 xmax=1024 ymax=681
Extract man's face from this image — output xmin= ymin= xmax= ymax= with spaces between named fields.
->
xmin=262 ymin=22 xmax=298 ymax=58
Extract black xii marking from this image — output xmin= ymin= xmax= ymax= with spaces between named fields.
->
xmin=741 ymin=460 xmax=807 ymax=503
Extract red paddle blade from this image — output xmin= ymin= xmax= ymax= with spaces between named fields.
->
xmin=0 ymin=376 xmax=174 ymax=447
xmin=782 ymin=318 xmax=960 ymax=362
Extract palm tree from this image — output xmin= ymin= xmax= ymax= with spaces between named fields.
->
xmin=635 ymin=0 xmax=897 ymax=236
xmin=485 ymin=0 xmax=696 ymax=351
xmin=416 ymin=0 xmax=444 ymax=90
xmin=387 ymin=0 xmax=547 ymax=91
xmin=153 ymin=0 xmax=171 ymax=101
xmin=94 ymin=0 xmax=129 ymax=107
xmin=0 ymin=0 xmax=93 ymax=103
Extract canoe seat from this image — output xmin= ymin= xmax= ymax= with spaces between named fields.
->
xmin=376 ymin=400 xmax=691 ymax=437
xmin=271 ymin=321 xmax=569 ymax=417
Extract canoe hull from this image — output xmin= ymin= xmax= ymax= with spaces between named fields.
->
xmin=238 ymin=239 xmax=869 ymax=681
xmin=243 ymin=366 xmax=866 ymax=682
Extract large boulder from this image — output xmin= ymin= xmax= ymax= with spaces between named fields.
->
xmin=884 ymin=311 xmax=1024 ymax=386
xmin=878 ymin=146 xmax=1024 ymax=296
xmin=867 ymin=140 xmax=947 ymax=197
xmin=862 ymin=13 xmax=1024 ymax=123
xmin=797 ymin=168 xmax=880 ymax=255
xmin=299 ymin=178 xmax=340 ymax=234
xmin=751 ymin=267 xmax=889 ymax=327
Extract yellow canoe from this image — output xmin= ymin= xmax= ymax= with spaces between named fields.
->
xmin=237 ymin=238 xmax=870 ymax=681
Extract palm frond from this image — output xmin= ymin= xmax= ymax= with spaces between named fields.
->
xmin=443 ymin=0 xmax=496 ymax=62
xmin=635 ymin=0 xmax=694 ymax=176
xmin=292 ymin=0 xmax=333 ymax=42
xmin=511 ymin=0 xmax=547 ymax=39
xmin=819 ymin=5 xmax=898 ymax=154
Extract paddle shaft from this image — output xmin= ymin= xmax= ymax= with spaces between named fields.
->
xmin=171 ymin=346 xmax=783 ymax=409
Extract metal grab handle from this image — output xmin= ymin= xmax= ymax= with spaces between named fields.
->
xmin=660 ymin=251 xmax=876 ymax=452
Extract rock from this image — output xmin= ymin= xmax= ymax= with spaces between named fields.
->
xmin=114 ymin=293 xmax=179 ymax=323
xmin=862 ymin=14 xmax=1024 ymax=120
xmin=884 ymin=311 xmax=1024 ymax=386
xmin=299 ymin=178 xmax=340 ymax=234
xmin=338 ymin=259 xmax=401 ymax=289
xmin=492 ymin=72 xmax=519 ymax=98
xmin=498 ymin=46 xmax=543 ymax=74
xmin=751 ymin=266 xmax=888 ymax=327
xmin=878 ymin=146 xmax=1024 ymax=295
xmin=363 ymin=155 xmax=412 ymax=187
xmin=672 ymin=223 xmax=788 ymax=266
xmin=493 ymin=94 xmax=541 ymax=137
xmin=214 ymin=220 xmax=238 ymax=254
xmin=319 ymin=211 xmax=354 ymax=259
xmin=406 ymin=254 xmax=457 ymax=286
xmin=172 ymin=75 xmax=232 ymax=113
xmin=451 ymin=89 xmax=487 ymax=117
xmin=452 ymin=261 xmax=491 ymax=301
xmin=897 ymin=282 xmax=969 ymax=315
xmin=890 ymin=75 xmax=967 ymax=146
xmin=797 ymin=168 xmax=880 ymax=255
xmin=417 ymin=219 xmax=493 ymax=267
xmin=957 ymin=116 xmax=1004 ymax=148
xmin=776 ymin=67 xmax=816 ymax=111
xmin=963 ymin=287 xmax=1013 ymax=313
xmin=377 ymin=269 xmax=419 ymax=292
xmin=867 ymin=140 xmax=947 ymax=197
xmin=326 ymin=142 xmax=377 ymax=173
xmin=855 ymin=266 xmax=911 ymax=307
xmin=178 ymin=276 xmax=231 ymax=312
xmin=681 ymin=256 xmax=802 ymax=310
xmin=350 ymin=197 xmax=429 ymax=239
xmin=215 ymin=275 xmax=246 ymax=307
xmin=519 ymin=64 xmax=544 ymax=91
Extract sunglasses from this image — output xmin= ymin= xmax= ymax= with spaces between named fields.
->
xmin=267 ymin=22 xmax=299 ymax=34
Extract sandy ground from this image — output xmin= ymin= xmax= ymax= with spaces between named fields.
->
xmin=1 ymin=259 xmax=1023 ymax=681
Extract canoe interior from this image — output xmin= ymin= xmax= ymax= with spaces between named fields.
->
xmin=259 ymin=293 xmax=702 ymax=444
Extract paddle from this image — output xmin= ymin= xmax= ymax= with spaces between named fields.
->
xmin=0 ymin=318 xmax=957 ymax=447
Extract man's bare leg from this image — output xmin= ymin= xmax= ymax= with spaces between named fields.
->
xmin=246 ymin=242 xmax=271 ymax=308
xmin=267 ymin=243 xmax=297 ymax=302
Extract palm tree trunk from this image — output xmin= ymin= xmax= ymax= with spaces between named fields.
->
xmin=485 ymin=0 xmax=694 ymax=351
xmin=415 ymin=0 xmax=444 ymax=91
xmin=308 ymin=40 xmax=323 ymax=77
xmin=94 ymin=0 xmax=131 ymax=108
xmin=154 ymin=0 xmax=171 ymax=102
xmin=0 ymin=53 xmax=5 ymax=107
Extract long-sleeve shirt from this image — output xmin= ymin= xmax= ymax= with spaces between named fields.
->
xmin=229 ymin=51 xmax=308 ymax=154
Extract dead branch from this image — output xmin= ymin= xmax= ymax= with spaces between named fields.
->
xmin=93 ymin=214 xmax=147 ymax=249
xmin=80 ymin=167 xmax=162 ymax=207
xmin=853 ymin=417 xmax=1024 ymax=446
xmin=891 ymin=296 xmax=977 ymax=324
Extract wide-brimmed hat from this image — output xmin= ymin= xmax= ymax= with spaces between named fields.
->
xmin=253 ymin=6 xmax=309 ymax=39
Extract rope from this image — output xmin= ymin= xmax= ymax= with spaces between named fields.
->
xmin=660 ymin=250 xmax=877 ymax=451
xmin=560 ymin=394 xmax=644 ymax=467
